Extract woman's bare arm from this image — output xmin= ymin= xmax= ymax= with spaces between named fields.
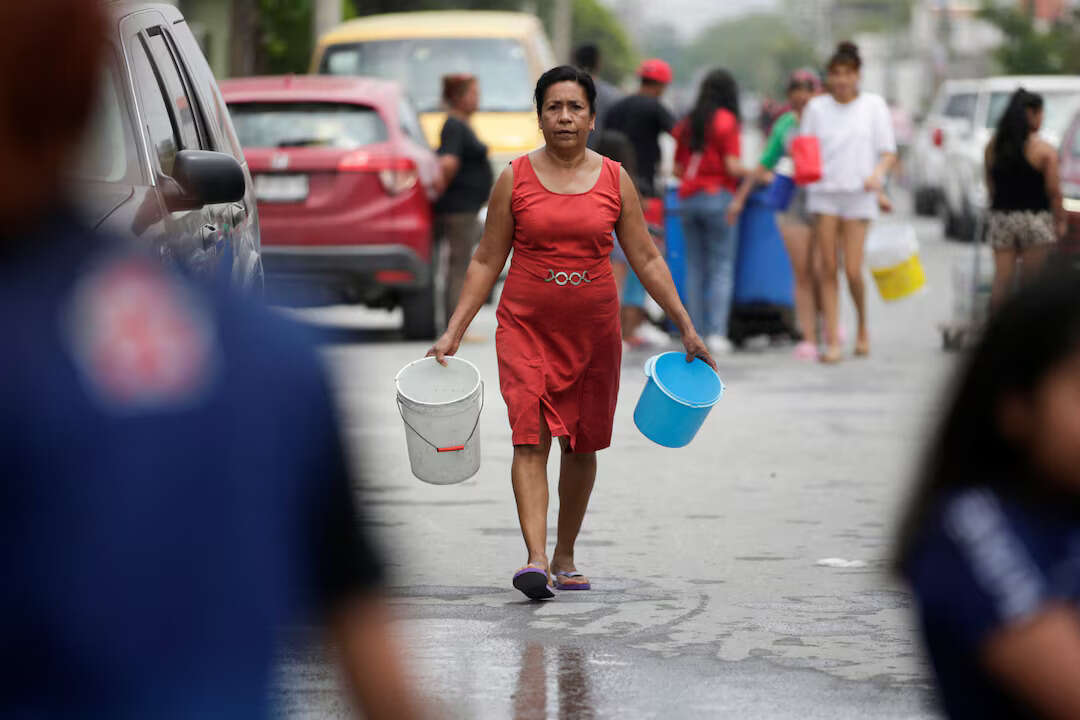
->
xmin=614 ymin=167 xmax=716 ymax=370
xmin=1038 ymin=141 xmax=1066 ymax=237
xmin=334 ymin=595 xmax=427 ymax=720
xmin=436 ymin=154 xmax=461 ymax=195
xmin=982 ymin=605 xmax=1080 ymax=720
xmin=726 ymin=165 xmax=770 ymax=225
xmin=428 ymin=166 xmax=514 ymax=364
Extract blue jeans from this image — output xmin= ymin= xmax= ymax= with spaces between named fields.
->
xmin=680 ymin=189 xmax=739 ymax=337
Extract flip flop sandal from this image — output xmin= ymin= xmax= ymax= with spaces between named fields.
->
xmin=513 ymin=566 xmax=555 ymax=600
xmin=554 ymin=571 xmax=591 ymax=591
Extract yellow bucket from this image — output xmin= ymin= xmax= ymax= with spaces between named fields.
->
xmin=871 ymin=254 xmax=926 ymax=301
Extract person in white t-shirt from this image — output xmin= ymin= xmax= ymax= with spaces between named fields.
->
xmin=800 ymin=42 xmax=897 ymax=363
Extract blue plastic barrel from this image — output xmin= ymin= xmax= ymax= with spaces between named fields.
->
xmin=762 ymin=173 xmax=796 ymax=211
xmin=634 ymin=352 xmax=724 ymax=448
xmin=734 ymin=190 xmax=794 ymax=307
xmin=664 ymin=187 xmax=687 ymax=304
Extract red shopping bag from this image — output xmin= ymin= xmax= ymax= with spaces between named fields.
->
xmin=791 ymin=135 xmax=822 ymax=186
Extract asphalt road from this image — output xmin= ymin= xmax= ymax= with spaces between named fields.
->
xmin=273 ymin=204 xmax=981 ymax=719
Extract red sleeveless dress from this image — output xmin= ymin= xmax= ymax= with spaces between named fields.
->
xmin=496 ymin=154 xmax=623 ymax=452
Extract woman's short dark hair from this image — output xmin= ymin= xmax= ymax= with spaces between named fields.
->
xmin=827 ymin=41 xmax=862 ymax=72
xmin=534 ymin=65 xmax=596 ymax=117
xmin=894 ymin=265 xmax=1080 ymax=575
xmin=442 ymin=73 xmax=476 ymax=106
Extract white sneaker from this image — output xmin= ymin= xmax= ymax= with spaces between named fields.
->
xmin=706 ymin=334 xmax=733 ymax=354
xmin=635 ymin=323 xmax=671 ymax=346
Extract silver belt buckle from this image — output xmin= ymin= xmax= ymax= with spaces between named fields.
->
xmin=544 ymin=269 xmax=592 ymax=287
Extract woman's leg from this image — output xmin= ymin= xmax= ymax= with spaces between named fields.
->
xmin=551 ymin=439 xmax=597 ymax=586
xmin=840 ymin=219 xmax=870 ymax=353
xmin=511 ymin=416 xmax=554 ymax=572
xmin=990 ymin=247 xmax=1017 ymax=311
xmin=1020 ymin=244 xmax=1052 ymax=284
xmin=815 ymin=214 xmax=842 ymax=352
xmin=443 ymin=213 xmax=478 ymax=326
xmin=703 ymin=192 xmax=739 ymax=339
xmin=780 ymin=220 xmax=817 ymax=343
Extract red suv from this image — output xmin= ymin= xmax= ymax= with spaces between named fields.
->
xmin=1061 ymin=109 xmax=1080 ymax=252
xmin=220 ymin=75 xmax=440 ymax=338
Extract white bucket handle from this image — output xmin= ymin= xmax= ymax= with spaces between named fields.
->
xmin=396 ymin=381 xmax=485 ymax=453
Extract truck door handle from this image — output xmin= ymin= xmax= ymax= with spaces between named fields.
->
xmin=229 ymin=203 xmax=246 ymax=228
xmin=201 ymin=224 xmax=217 ymax=250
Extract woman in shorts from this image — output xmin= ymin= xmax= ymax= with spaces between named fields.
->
xmin=728 ymin=69 xmax=823 ymax=360
xmin=985 ymin=88 xmax=1066 ymax=310
xmin=800 ymin=42 xmax=896 ymax=363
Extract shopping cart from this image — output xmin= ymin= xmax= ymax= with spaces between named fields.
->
xmin=940 ymin=212 xmax=993 ymax=352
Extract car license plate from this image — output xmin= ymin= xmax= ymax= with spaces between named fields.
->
xmin=255 ymin=174 xmax=309 ymax=203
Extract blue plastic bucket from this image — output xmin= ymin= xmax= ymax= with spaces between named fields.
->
xmin=763 ymin=172 xmax=796 ymax=210
xmin=633 ymin=352 xmax=724 ymax=448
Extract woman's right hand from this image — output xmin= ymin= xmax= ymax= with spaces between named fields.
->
xmin=724 ymin=198 xmax=744 ymax=227
xmin=426 ymin=332 xmax=460 ymax=367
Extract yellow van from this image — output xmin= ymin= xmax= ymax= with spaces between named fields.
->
xmin=311 ymin=11 xmax=556 ymax=175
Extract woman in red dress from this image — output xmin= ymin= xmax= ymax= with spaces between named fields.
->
xmin=429 ymin=66 xmax=714 ymax=600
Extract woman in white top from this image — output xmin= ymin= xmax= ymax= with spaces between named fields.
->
xmin=800 ymin=42 xmax=896 ymax=363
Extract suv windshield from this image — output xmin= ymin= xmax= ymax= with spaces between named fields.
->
xmin=228 ymin=102 xmax=388 ymax=149
xmin=320 ymin=37 xmax=532 ymax=113
xmin=986 ymin=90 xmax=1080 ymax=140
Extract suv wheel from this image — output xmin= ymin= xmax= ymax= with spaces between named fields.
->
xmin=401 ymin=282 xmax=439 ymax=340
xmin=401 ymin=248 xmax=445 ymax=341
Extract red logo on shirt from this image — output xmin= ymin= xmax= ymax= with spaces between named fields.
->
xmin=66 ymin=258 xmax=218 ymax=410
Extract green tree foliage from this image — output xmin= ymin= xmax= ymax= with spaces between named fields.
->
xmin=979 ymin=4 xmax=1080 ymax=75
xmin=256 ymin=0 xmax=315 ymax=74
xmin=260 ymin=0 xmax=636 ymax=83
xmin=563 ymin=0 xmax=637 ymax=83
xmin=681 ymin=13 xmax=818 ymax=96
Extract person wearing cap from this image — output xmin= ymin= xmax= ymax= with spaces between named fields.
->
xmin=603 ymin=58 xmax=676 ymax=199
xmin=727 ymin=69 xmax=824 ymax=361
xmin=602 ymin=59 xmax=676 ymax=347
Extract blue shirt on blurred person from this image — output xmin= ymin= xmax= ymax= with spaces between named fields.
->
xmin=0 ymin=211 xmax=383 ymax=718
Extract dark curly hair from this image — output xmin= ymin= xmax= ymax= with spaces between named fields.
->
xmin=534 ymin=65 xmax=596 ymax=117
xmin=827 ymin=41 xmax=862 ymax=72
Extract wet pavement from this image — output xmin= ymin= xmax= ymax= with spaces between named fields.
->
xmin=275 ymin=207 xmax=974 ymax=718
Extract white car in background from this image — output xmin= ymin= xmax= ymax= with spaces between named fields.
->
xmin=940 ymin=75 xmax=1080 ymax=240
xmin=910 ymin=79 xmax=980 ymax=216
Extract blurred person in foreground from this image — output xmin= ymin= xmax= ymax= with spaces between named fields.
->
xmin=896 ymin=266 xmax=1080 ymax=719
xmin=572 ymin=43 xmax=622 ymax=150
xmin=728 ymin=69 xmax=824 ymax=361
xmin=673 ymin=68 xmax=748 ymax=355
xmin=985 ymin=88 xmax=1065 ymax=311
xmin=435 ymin=73 xmax=492 ymax=330
xmin=0 ymin=2 xmax=422 ymax=717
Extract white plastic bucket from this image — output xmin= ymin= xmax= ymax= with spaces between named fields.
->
xmin=395 ymin=357 xmax=483 ymax=485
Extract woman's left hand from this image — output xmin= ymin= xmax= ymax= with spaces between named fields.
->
xmin=864 ymin=173 xmax=885 ymax=192
xmin=682 ymin=332 xmax=718 ymax=372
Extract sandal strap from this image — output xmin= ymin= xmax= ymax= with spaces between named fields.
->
xmin=555 ymin=571 xmax=585 ymax=578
